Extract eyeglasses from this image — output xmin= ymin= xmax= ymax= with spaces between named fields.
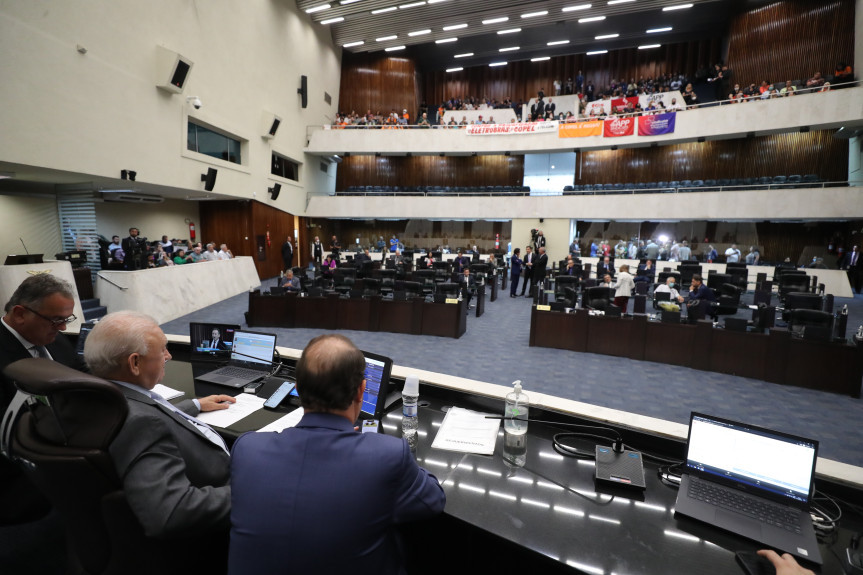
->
xmin=22 ymin=306 xmax=77 ymax=327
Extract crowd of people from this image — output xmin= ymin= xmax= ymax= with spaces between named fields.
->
xmin=104 ymin=228 xmax=234 ymax=270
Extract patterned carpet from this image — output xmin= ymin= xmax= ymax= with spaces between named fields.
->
xmin=161 ymin=277 xmax=863 ymax=468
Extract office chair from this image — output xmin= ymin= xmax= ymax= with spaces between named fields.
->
xmin=333 ymin=270 xmax=356 ymax=296
xmin=781 ymin=292 xmax=824 ymax=322
xmin=379 ymin=269 xmax=396 ymax=296
xmin=584 ymin=287 xmax=615 ymax=311
xmin=706 ymin=272 xmax=731 ymax=297
xmin=710 ymin=283 xmax=742 ymax=320
xmin=361 ymin=277 xmax=381 ymax=298
xmin=435 ymin=282 xmax=460 ymax=300
xmin=561 ymin=286 xmax=578 ymax=308
xmin=778 ymin=272 xmax=811 ymax=301
xmin=402 ymin=281 xmax=423 ymax=299
xmin=414 ymin=269 xmax=437 ymax=297
xmin=554 ymin=275 xmax=580 ymax=302
xmin=788 ymin=309 xmax=833 ymax=341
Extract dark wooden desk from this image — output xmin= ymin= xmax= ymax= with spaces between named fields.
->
xmin=530 ymin=307 xmax=863 ymax=397
xmin=248 ymin=292 xmax=466 ymax=338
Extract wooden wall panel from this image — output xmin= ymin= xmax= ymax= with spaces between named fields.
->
xmin=577 ymin=131 xmax=847 ymax=185
xmin=339 ymin=52 xmax=420 ymax=119
xmin=336 ymin=155 xmax=524 ymax=189
xmin=726 ymin=0 xmax=855 ymax=88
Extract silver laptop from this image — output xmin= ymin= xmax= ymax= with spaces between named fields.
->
xmin=194 ymin=330 xmax=277 ymax=388
xmin=674 ymin=412 xmax=821 ymax=565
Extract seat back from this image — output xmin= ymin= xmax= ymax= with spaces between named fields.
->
xmin=585 ymin=287 xmax=615 ymax=310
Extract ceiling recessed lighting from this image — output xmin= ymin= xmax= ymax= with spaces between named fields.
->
xmin=499 ymin=46 xmax=519 ymax=52
xmin=587 ymin=49 xmax=608 ymax=55
xmin=436 ymin=37 xmax=457 ymax=43
xmin=579 ymin=16 xmax=606 ymax=23
xmin=607 ymin=0 xmax=635 ymax=4
xmin=562 ymin=4 xmax=592 ymax=12
xmin=343 ymin=40 xmax=364 ymax=47
xmin=547 ymin=39 xmax=570 ymax=45
xmin=521 ymin=10 xmax=548 ymax=18
xmin=385 ymin=45 xmax=406 ymax=51
xmin=482 ymin=16 xmax=509 ymax=24
xmin=376 ymin=34 xmax=398 ymax=41
xmin=498 ymin=28 xmax=521 ymax=34
xmin=595 ymin=33 xmax=618 ymax=39
xmin=531 ymin=56 xmax=550 ymax=62
xmin=443 ymin=23 xmax=467 ymax=30
xmin=663 ymin=3 xmax=693 ymax=10
xmin=454 ymin=52 xmax=473 ymax=58
xmin=305 ymin=3 xmax=331 ymax=13
xmin=408 ymin=29 xmax=431 ymax=36
xmin=489 ymin=61 xmax=507 ymax=67
xmin=427 ymin=0 xmax=448 ymax=3
xmin=399 ymin=1 xmax=426 ymax=8
xmin=638 ymin=43 xmax=660 ymax=49
xmin=371 ymin=6 xmax=396 ymax=13
xmin=340 ymin=0 xmax=361 ymax=4
xmin=446 ymin=67 xmax=463 ymax=72
xmin=646 ymin=26 xmax=672 ymax=33
xmin=320 ymin=16 xmax=344 ymax=24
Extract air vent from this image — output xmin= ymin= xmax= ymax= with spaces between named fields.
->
xmin=102 ymin=193 xmax=164 ymax=204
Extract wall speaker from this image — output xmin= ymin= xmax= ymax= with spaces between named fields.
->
xmin=268 ymin=183 xmax=282 ymax=200
xmin=298 ymin=75 xmax=308 ymax=109
xmin=201 ymin=168 xmax=217 ymax=191
xmin=262 ymin=112 xmax=282 ymax=139
xmin=155 ymin=46 xmax=193 ymax=94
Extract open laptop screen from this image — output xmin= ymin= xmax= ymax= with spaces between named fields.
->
xmin=359 ymin=350 xmax=392 ymax=420
xmin=685 ymin=413 xmax=818 ymax=506
xmin=231 ymin=330 xmax=277 ymax=367
xmin=190 ymin=323 xmax=240 ymax=359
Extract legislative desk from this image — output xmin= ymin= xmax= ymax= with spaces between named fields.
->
xmin=530 ymin=307 xmax=863 ymax=397
xmin=247 ymin=291 xmax=467 ymax=338
xmin=161 ymin=344 xmax=863 ymax=575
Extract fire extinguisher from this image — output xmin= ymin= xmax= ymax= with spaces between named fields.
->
xmin=189 ymin=221 xmax=196 ymax=241
xmin=495 ymin=233 xmax=500 ymax=249
xmin=266 ymin=228 xmax=271 ymax=248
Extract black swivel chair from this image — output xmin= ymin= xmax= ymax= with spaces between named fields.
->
xmin=435 ymin=282 xmax=460 ymax=301
xmin=361 ymin=278 xmax=381 ymax=298
xmin=788 ymin=309 xmax=834 ymax=341
xmin=402 ymin=281 xmax=423 ymax=299
xmin=781 ymin=292 xmax=824 ymax=322
xmin=711 ymin=283 xmax=742 ymax=320
xmin=333 ymin=269 xmax=356 ymax=296
xmin=584 ymin=287 xmax=615 ymax=311
xmin=379 ymin=269 xmax=396 ymax=297
xmin=414 ymin=269 xmax=437 ymax=297
xmin=554 ymin=275 xmax=580 ymax=303
xmin=778 ymin=272 xmax=811 ymax=301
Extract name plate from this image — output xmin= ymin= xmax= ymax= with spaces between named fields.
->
xmin=445 ymin=298 xmax=459 ymax=304
xmin=536 ymin=304 xmax=551 ymax=311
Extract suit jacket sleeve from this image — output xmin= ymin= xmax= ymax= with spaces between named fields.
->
xmin=109 ymin=402 xmax=230 ymax=538
xmin=392 ymin=440 xmax=446 ymax=523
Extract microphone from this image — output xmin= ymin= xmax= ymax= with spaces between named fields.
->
xmin=19 ymin=238 xmax=29 ymax=254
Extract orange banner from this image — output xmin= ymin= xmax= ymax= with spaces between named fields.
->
xmin=558 ymin=121 xmax=603 ymax=138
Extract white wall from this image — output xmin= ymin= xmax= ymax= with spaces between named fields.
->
xmin=0 ymin=194 xmax=62 ymax=258
xmin=511 ymin=218 xmax=572 ymax=265
xmin=95 ymin=199 xmax=200 ymax=243
xmin=0 ymin=0 xmax=342 ymax=214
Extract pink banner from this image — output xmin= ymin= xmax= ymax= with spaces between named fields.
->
xmin=603 ymin=117 xmax=635 ymax=137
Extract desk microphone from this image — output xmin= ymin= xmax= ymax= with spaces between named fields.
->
xmin=20 ymin=238 xmax=29 ymax=254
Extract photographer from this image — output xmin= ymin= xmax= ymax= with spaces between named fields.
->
xmin=121 ymin=227 xmax=150 ymax=270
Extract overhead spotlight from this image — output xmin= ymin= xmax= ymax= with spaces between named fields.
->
xmin=186 ymin=96 xmax=202 ymax=109
xmin=611 ymin=145 xmax=618 ymax=151
xmin=799 ymin=126 xmax=810 ymax=133
xmin=697 ymin=137 xmax=705 ymax=143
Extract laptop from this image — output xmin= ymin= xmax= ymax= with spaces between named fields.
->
xmin=674 ymin=413 xmax=822 ymax=565
xmin=195 ymin=330 xmax=277 ymax=388
xmin=189 ymin=322 xmax=241 ymax=362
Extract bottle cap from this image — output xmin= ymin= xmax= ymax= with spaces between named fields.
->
xmin=403 ymin=374 xmax=420 ymax=396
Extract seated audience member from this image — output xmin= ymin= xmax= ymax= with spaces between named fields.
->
xmin=459 ymin=268 xmax=477 ymax=309
xmin=688 ymin=274 xmax=716 ymax=303
xmin=188 ymin=246 xmax=204 ymax=263
xmin=202 ymin=243 xmax=220 ymax=262
xmin=805 ymin=72 xmax=825 ymax=89
xmin=355 ymin=249 xmax=372 ymax=263
xmin=154 ymin=244 xmax=173 ymax=267
xmin=158 ymin=235 xmax=174 ymax=255
xmin=634 ymin=259 xmax=655 ymax=283
xmin=819 ymin=82 xmax=832 ymax=92
xmin=218 ymin=244 xmax=233 ymax=259
xmin=417 ymin=112 xmax=430 ymax=127
xmin=83 ymin=312 xmax=235 ymax=566
xmin=279 ymin=270 xmax=301 ymax=291
xmin=321 ymin=254 xmax=337 ymax=278
xmin=779 ymin=80 xmax=796 ymax=96
xmin=758 ymin=80 xmax=770 ymax=94
xmin=108 ymin=235 xmax=122 ymax=253
xmin=834 ymin=61 xmax=853 ymax=84
xmin=596 ymin=256 xmax=615 ymax=279
xmin=228 ymin=334 xmax=445 ymax=574
xmin=172 ymin=249 xmax=190 ymax=265
xmin=599 ymin=274 xmax=613 ymax=288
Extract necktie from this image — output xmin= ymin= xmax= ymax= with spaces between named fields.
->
xmin=149 ymin=391 xmax=229 ymax=454
xmin=30 ymin=345 xmax=50 ymax=359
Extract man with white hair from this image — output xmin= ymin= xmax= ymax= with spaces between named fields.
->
xmin=84 ymin=311 xmax=235 ymax=542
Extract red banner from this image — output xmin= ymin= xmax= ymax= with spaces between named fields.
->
xmin=603 ymin=117 xmax=635 ymax=137
xmin=611 ymin=97 xmax=639 ymax=113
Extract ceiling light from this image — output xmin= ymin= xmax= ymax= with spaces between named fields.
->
xmin=579 ymin=16 xmax=606 ymax=23
xmin=607 ymin=0 xmax=635 ymax=4
xmin=531 ymin=56 xmax=550 ymax=62
xmin=427 ymin=0 xmax=449 ymax=3
xmin=498 ymin=28 xmax=521 ymax=34
xmin=446 ymin=67 xmax=463 ymax=72
xmin=376 ymin=34 xmax=398 ymax=41
xmin=399 ymin=1 xmax=426 ymax=8
xmin=547 ymin=39 xmax=570 ymax=45
xmin=454 ymin=52 xmax=473 ymax=58
xmin=595 ymin=33 xmax=618 ymax=39
xmin=638 ymin=44 xmax=660 ymax=49
xmin=562 ymin=4 xmax=592 ymax=12
xmin=371 ymin=6 xmax=397 ymax=13
xmin=663 ymin=3 xmax=693 ymax=10
xmin=443 ymin=23 xmax=467 ymax=30
xmin=320 ymin=16 xmax=344 ymax=24
xmin=305 ymin=3 xmax=331 ymax=13
xmin=587 ymin=49 xmax=608 ymax=55
xmin=385 ymin=45 xmax=406 ymax=51
xmin=499 ymin=46 xmax=519 ymax=52
xmin=482 ymin=16 xmax=509 ymax=24
xmin=647 ymin=26 xmax=672 ymax=33
xmin=522 ymin=10 xmax=548 ymax=18
xmin=340 ymin=0 xmax=361 ymax=4
xmin=489 ymin=61 xmax=507 ymax=67
xmin=408 ymin=29 xmax=431 ymax=36
xmin=343 ymin=40 xmax=364 ymax=47
xmin=436 ymin=37 xmax=458 ymax=43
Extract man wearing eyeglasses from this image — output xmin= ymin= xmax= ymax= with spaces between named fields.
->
xmin=1 ymin=274 xmax=86 ymax=528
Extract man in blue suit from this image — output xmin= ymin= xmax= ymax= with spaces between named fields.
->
xmin=228 ymin=334 xmax=446 ymax=574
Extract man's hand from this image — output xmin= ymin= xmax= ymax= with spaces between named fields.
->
xmin=199 ymin=394 xmax=237 ymax=412
xmin=757 ymin=550 xmax=814 ymax=575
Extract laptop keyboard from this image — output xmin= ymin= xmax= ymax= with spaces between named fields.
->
xmin=216 ymin=366 xmax=266 ymax=378
xmin=687 ymin=478 xmax=802 ymax=533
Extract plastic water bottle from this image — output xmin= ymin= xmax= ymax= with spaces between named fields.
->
xmin=401 ymin=374 xmax=419 ymax=450
xmin=503 ymin=380 xmax=529 ymax=466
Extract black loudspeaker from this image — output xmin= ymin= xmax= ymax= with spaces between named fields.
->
xmin=201 ymin=168 xmax=217 ymax=191
xmin=298 ymin=75 xmax=308 ymax=109
xmin=155 ymin=46 xmax=193 ymax=94
xmin=262 ymin=113 xmax=282 ymax=139
xmin=268 ymin=183 xmax=281 ymax=200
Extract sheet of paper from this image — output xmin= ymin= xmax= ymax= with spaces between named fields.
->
xmin=153 ymin=383 xmax=184 ymax=401
xmin=431 ymin=406 xmax=500 ymax=455
xmin=257 ymin=407 xmax=305 ymax=433
xmin=196 ymin=393 xmax=266 ymax=427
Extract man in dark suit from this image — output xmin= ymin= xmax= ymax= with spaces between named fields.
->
xmin=459 ymin=268 xmax=477 ymax=309
xmin=453 ymin=249 xmax=470 ymax=274
xmin=228 ymin=334 xmax=445 ymax=574
xmin=121 ymin=227 xmax=145 ymax=270
xmin=596 ymin=256 xmax=615 ymax=280
xmin=532 ymin=246 xmax=549 ymax=293
xmin=83 ymin=311 xmax=235 ymax=546
xmin=521 ymin=246 xmax=534 ymax=296
xmin=1 ymin=274 xmax=88 ymax=525
xmin=281 ymin=237 xmax=293 ymax=271
xmin=840 ymin=245 xmax=861 ymax=294
xmin=204 ymin=327 xmax=230 ymax=350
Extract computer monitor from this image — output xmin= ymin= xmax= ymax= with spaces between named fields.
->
xmin=359 ymin=350 xmax=393 ymax=420
xmin=189 ymin=322 xmax=241 ymax=359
